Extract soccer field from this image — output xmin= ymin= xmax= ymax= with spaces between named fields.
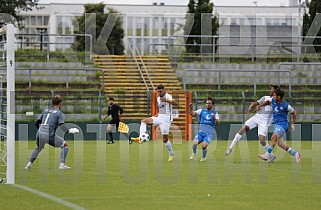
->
xmin=1 ymin=140 xmax=321 ymax=210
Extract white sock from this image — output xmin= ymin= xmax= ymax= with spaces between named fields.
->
xmin=26 ymin=161 xmax=32 ymax=167
xmin=139 ymin=122 xmax=147 ymax=134
xmin=59 ymin=163 xmax=65 ymax=167
xmin=263 ymin=144 xmax=269 ymax=155
xmin=229 ymin=133 xmax=242 ymax=149
xmin=165 ymin=141 xmax=174 ymax=156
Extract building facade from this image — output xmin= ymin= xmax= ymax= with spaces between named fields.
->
xmin=15 ymin=3 xmax=303 ymax=56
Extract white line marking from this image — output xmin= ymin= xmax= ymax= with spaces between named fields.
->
xmin=13 ymin=184 xmax=87 ymax=210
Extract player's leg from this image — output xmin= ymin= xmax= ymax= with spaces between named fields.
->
xmin=200 ymin=134 xmax=211 ymax=161
xmin=124 ymin=133 xmax=132 ymax=144
xmin=25 ymin=134 xmax=45 ymax=169
xmin=277 ymin=135 xmax=301 ymax=163
xmin=226 ymin=118 xmax=254 ymax=156
xmin=54 ymin=135 xmax=71 ymax=169
xmin=258 ymin=124 xmax=281 ymax=162
xmin=115 ymin=121 xmax=120 ymax=141
xmin=131 ymin=117 xmax=154 ymax=142
xmin=190 ymin=134 xmax=200 ymax=160
xmin=159 ymin=121 xmax=174 ymax=162
xmin=258 ymin=123 xmax=276 ymax=162
xmin=140 ymin=117 xmax=153 ymax=134
xmin=107 ymin=121 xmax=115 ymax=144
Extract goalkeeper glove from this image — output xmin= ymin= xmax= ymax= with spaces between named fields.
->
xmin=69 ymin=128 xmax=79 ymax=134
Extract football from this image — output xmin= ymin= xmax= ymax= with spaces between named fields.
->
xmin=140 ymin=133 xmax=150 ymax=142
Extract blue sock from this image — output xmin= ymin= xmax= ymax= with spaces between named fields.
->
xmin=202 ymin=149 xmax=207 ymax=158
xmin=60 ymin=146 xmax=69 ymax=163
xmin=266 ymin=145 xmax=274 ymax=153
xmin=192 ymin=145 xmax=197 ymax=154
xmin=287 ymin=148 xmax=297 ymax=156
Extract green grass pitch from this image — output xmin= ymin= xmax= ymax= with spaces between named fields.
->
xmin=1 ymin=140 xmax=321 ymax=210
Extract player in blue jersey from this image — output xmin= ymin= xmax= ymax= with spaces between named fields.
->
xmin=189 ymin=97 xmax=220 ymax=161
xmin=256 ymin=88 xmax=301 ymax=164
xmin=25 ymin=95 xmax=79 ymax=170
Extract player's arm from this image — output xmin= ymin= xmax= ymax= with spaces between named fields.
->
xmin=35 ymin=113 xmax=43 ymax=129
xmin=59 ymin=123 xmax=70 ymax=133
xmin=189 ymin=103 xmax=196 ymax=116
xmin=35 ymin=119 xmax=41 ymax=129
xmin=107 ymin=106 xmax=111 ymax=116
xmin=249 ymin=96 xmax=266 ymax=112
xmin=104 ymin=106 xmax=112 ymax=119
xmin=118 ymin=105 xmax=124 ymax=121
xmin=57 ymin=113 xmax=70 ymax=133
xmin=160 ymin=96 xmax=178 ymax=105
xmin=291 ymin=111 xmax=296 ymax=131
xmin=248 ymin=101 xmax=259 ymax=112
xmin=170 ymin=98 xmax=178 ymax=105
xmin=288 ymin=105 xmax=296 ymax=131
xmin=255 ymin=100 xmax=270 ymax=112
xmin=213 ymin=112 xmax=220 ymax=125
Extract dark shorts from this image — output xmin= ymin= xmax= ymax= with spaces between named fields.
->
xmin=109 ymin=119 xmax=120 ymax=128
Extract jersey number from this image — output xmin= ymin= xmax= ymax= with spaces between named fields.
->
xmin=43 ymin=113 xmax=50 ymax=125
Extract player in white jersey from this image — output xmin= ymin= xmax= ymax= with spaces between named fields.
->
xmin=131 ymin=84 xmax=178 ymax=162
xmin=225 ymin=85 xmax=279 ymax=161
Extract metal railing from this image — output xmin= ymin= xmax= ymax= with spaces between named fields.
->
xmin=127 ymin=39 xmax=155 ymax=92
xmin=1 ymin=33 xmax=93 ymax=62
xmin=0 ymin=67 xmax=104 ymax=91
xmin=182 ymin=69 xmax=292 ymax=96
xmin=0 ymin=67 xmax=106 ymax=121
xmin=145 ymin=35 xmax=321 ymax=63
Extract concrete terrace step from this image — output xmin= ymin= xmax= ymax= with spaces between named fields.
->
xmin=103 ymin=83 xmax=182 ymax=88
xmin=93 ymin=55 xmax=169 ymax=59
xmin=97 ymin=62 xmax=170 ymax=65
xmin=101 ymin=77 xmax=180 ymax=81
xmin=102 ymin=68 xmax=176 ymax=72
xmin=102 ymin=81 xmax=181 ymax=86
xmin=94 ymin=54 xmax=185 ymax=128
xmin=94 ymin=57 xmax=169 ymax=60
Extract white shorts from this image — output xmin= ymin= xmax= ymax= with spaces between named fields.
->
xmin=151 ymin=115 xmax=172 ymax=135
xmin=245 ymin=115 xmax=270 ymax=137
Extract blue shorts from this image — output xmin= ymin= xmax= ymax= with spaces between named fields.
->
xmin=273 ymin=123 xmax=288 ymax=139
xmin=194 ymin=132 xmax=213 ymax=144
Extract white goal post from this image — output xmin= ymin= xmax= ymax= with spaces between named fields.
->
xmin=0 ymin=24 xmax=15 ymax=184
xmin=7 ymin=24 xmax=15 ymax=184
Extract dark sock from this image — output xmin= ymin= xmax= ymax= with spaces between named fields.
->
xmin=108 ymin=132 xmax=114 ymax=141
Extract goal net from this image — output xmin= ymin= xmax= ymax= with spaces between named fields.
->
xmin=0 ymin=24 xmax=15 ymax=184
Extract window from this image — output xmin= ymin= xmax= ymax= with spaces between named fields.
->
xmin=36 ymin=16 xmax=42 ymax=25
xmin=230 ymin=25 xmax=240 ymax=46
xmin=44 ymin=16 xmax=49 ymax=25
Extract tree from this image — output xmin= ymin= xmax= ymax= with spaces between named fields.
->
xmin=184 ymin=0 xmax=219 ymax=54
xmin=0 ymin=0 xmax=39 ymax=25
xmin=75 ymin=3 xmax=125 ymax=55
xmin=303 ymin=0 xmax=321 ymax=52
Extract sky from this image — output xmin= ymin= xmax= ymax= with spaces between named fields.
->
xmin=39 ymin=0 xmax=290 ymax=7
